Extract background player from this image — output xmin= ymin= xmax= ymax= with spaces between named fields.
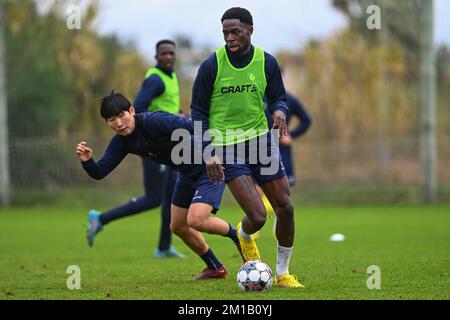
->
xmin=266 ymin=88 xmax=312 ymax=187
xmin=263 ymin=90 xmax=312 ymax=236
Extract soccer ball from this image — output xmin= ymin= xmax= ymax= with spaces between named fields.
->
xmin=236 ymin=260 xmax=274 ymax=292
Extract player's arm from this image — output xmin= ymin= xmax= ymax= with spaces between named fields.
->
xmin=133 ymin=74 xmax=165 ymax=114
xmin=289 ymin=95 xmax=312 ymax=138
xmin=190 ymin=55 xmax=216 ymax=141
xmin=264 ymin=53 xmax=289 ymax=137
xmin=190 ymin=55 xmax=224 ymax=182
xmin=76 ymin=135 xmax=128 ymax=180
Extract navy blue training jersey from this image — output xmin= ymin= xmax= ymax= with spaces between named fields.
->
xmin=81 ymin=111 xmax=199 ymax=180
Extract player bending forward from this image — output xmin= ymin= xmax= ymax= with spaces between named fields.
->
xmin=76 ymin=91 xmax=245 ymax=280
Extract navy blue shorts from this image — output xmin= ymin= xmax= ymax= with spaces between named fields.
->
xmin=172 ymin=165 xmax=225 ymax=214
xmin=224 ymin=159 xmax=286 ymax=185
xmin=218 ymin=132 xmax=287 ymax=185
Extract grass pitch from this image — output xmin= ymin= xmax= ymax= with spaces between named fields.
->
xmin=0 ymin=202 xmax=449 ymax=300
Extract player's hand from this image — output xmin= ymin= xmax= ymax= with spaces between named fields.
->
xmin=280 ymin=133 xmax=292 ymax=146
xmin=272 ymin=110 xmax=288 ymax=137
xmin=76 ymin=141 xmax=93 ymax=162
xmin=177 ymin=111 xmax=191 ymax=120
xmin=205 ymin=156 xmax=225 ymax=183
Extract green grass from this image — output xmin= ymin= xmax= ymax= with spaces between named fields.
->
xmin=0 ymin=203 xmax=449 ymax=300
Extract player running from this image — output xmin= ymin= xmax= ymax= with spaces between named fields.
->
xmin=190 ymin=7 xmax=304 ymax=288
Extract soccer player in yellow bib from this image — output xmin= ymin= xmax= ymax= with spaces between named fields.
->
xmin=190 ymin=7 xmax=304 ymax=288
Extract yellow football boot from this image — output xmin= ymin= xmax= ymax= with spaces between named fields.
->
xmin=274 ymin=274 xmax=305 ymax=288
xmin=237 ymin=222 xmax=261 ymax=261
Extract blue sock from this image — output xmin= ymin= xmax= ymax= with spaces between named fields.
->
xmin=200 ymin=249 xmax=222 ymax=270
xmin=225 ymin=224 xmax=239 ymax=245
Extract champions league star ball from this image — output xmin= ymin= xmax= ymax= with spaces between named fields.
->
xmin=237 ymin=260 xmax=274 ymax=292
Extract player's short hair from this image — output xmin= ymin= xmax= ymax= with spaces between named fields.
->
xmin=221 ymin=7 xmax=253 ymax=26
xmin=100 ymin=90 xmax=132 ymax=119
xmin=156 ymin=39 xmax=176 ymax=53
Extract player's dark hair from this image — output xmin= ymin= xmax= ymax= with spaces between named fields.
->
xmin=156 ymin=39 xmax=176 ymax=53
xmin=100 ymin=90 xmax=132 ymax=119
xmin=221 ymin=7 xmax=253 ymax=26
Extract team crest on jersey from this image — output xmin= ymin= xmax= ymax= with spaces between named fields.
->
xmin=248 ymin=72 xmax=256 ymax=81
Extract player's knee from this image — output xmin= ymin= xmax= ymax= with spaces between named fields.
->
xmin=275 ymin=200 xmax=294 ymax=220
xmin=249 ymin=211 xmax=266 ymax=230
xmin=170 ymin=219 xmax=188 ymax=236
xmin=186 ymin=214 xmax=206 ymax=232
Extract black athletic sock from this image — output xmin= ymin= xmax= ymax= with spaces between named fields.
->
xmin=225 ymin=224 xmax=239 ymax=245
xmin=200 ymin=249 xmax=222 ymax=270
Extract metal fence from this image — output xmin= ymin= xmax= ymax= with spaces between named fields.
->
xmin=8 ymin=132 xmax=450 ymax=203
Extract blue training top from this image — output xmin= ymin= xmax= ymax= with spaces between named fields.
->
xmin=81 ymin=111 xmax=199 ymax=180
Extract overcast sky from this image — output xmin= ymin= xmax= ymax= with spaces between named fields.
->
xmin=91 ymin=0 xmax=450 ymax=59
